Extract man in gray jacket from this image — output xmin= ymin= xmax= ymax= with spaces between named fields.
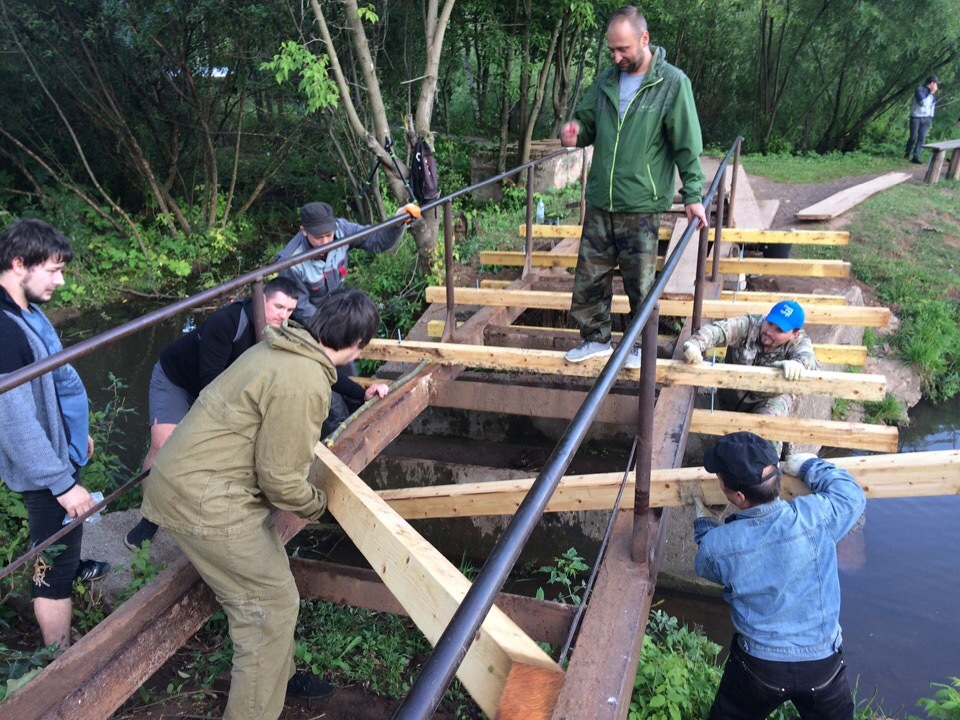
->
xmin=0 ymin=219 xmax=108 ymax=648
xmin=275 ymin=200 xmax=418 ymax=432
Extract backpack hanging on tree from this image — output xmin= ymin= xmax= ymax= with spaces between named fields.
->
xmin=410 ymin=134 xmax=439 ymax=204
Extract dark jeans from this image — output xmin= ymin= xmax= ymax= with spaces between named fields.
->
xmin=21 ymin=467 xmax=84 ymax=600
xmin=906 ymin=116 xmax=932 ymax=160
xmin=709 ymin=637 xmax=854 ymax=720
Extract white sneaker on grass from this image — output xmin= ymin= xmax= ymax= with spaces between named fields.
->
xmin=564 ymin=340 xmax=613 ymax=362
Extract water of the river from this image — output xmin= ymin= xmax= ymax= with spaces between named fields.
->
xmin=63 ymin=305 xmax=958 ymax=718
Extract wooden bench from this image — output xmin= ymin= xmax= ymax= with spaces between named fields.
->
xmin=923 ymin=139 xmax=960 ymax=184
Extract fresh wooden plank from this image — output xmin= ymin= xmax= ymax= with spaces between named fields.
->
xmin=377 ymin=450 xmax=959 ymax=517
xmin=480 ymin=251 xmax=850 ymax=277
xmin=719 ymin=290 xmax=847 ymax=305
xmin=423 ymin=287 xmax=888 ymax=327
xmin=313 ymin=444 xmax=561 ymax=719
xmin=361 ymin=340 xmax=887 ymax=401
xmin=689 ymin=409 xmax=898 ymax=453
xmin=706 ymin=343 xmax=867 ymax=366
xmin=514 ymin=226 xmax=849 ymax=245
xmin=795 ymin=172 xmax=912 ymax=220
xmin=654 ymin=449 xmax=960 ymax=506
xmin=724 ymin=228 xmax=849 ymax=245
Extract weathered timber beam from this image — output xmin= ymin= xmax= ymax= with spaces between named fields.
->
xmin=376 ymin=450 xmax=960 ymax=518
xmin=423 ymin=287 xmax=888 ymax=327
xmin=516 ymin=225 xmax=849 ymax=245
xmin=424 ymin=382 xmax=888 ymax=450
xmin=430 ymin=379 xmax=637 ymax=424
xmin=289 ymin=557 xmax=576 ymax=647
xmin=361 ymin=340 xmax=887 ymax=402
xmin=312 ymin=444 xmax=562 ymax=719
xmin=1 ymin=555 xmax=218 ymax=719
xmin=480 ymin=251 xmax=851 ymax=278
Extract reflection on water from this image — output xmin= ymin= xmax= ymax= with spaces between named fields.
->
xmin=657 ymin=396 xmax=960 ymax=718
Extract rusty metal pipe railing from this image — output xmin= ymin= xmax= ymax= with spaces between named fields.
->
xmin=727 ymin=137 xmax=742 ymax=231
xmin=394 ymin=137 xmax=741 ymax=720
xmin=631 ymin=304 xmax=660 ymax=562
xmin=711 ymin=169 xmax=728 ymax=284
xmin=442 ymin=201 xmax=456 ymax=343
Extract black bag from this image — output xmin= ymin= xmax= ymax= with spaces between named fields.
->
xmin=410 ymin=135 xmax=439 ymax=204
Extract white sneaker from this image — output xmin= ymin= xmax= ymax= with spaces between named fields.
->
xmin=625 ymin=346 xmax=642 ymax=370
xmin=565 ymin=340 xmax=613 ymax=362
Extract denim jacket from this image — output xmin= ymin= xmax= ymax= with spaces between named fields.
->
xmin=694 ymin=459 xmax=866 ymax=662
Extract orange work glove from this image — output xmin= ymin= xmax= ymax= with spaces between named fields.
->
xmin=400 ymin=203 xmax=421 ymax=222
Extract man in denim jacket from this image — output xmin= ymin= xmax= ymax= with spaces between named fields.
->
xmin=693 ymin=432 xmax=866 ymax=719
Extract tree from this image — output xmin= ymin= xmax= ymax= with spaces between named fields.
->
xmin=267 ymin=0 xmax=457 ymax=269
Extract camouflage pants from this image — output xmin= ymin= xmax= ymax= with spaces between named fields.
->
xmin=571 ymin=205 xmax=661 ymax=343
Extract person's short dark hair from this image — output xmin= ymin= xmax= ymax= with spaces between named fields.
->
xmin=608 ymin=5 xmax=647 ymax=34
xmin=300 ymin=202 xmax=337 ymax=236
xmin=264 ymin=276 xmax=300 ymax=300
xmin=704 ymin=431 xmax=781 ymax=504
xmin=305 ymin=289 xmax=379 ymax=350
xmin=926 ymin=75 xmax=940 ymax=85
xmin=0 ymin=219 xmax=74 ymax=272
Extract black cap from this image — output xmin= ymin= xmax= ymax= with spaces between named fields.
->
xmin=703 ymin=432 xmax=780 ymax=488
xmin=926 ymin=76 xmax=940 ymax=85
xmin=300 ymin=202 xmax=337 ymax=236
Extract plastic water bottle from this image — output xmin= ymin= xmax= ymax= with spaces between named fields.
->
xmin=63 ymin=491 xmax=104 ymax=526
xmin=536 ymin=198 xmax=545 ymax=224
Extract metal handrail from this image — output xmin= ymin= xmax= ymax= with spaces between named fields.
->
xmin=394 ymin=137 xmax=743 ymax=719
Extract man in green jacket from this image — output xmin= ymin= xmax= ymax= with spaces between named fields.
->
xmin=561 ymin=5 xmax=706 ymax=369
xmin=142 ymin=289 xmax=379 ymax=720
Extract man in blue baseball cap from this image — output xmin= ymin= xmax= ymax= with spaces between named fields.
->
xmin=681 ymin=301 xmax=818 ymax=452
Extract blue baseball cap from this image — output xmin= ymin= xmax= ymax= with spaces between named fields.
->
xmin=766 ymin=300 xmax=805 ymax=332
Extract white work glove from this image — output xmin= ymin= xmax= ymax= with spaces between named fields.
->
xmin=682 ymin=340 xmax=703 ymax=364
xmin=782 ymin=453 xmax=818 ymax=478
xmin=773 ymin=359 xmax=804 ymax=381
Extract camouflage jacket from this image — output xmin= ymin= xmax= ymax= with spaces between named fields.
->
xmin=688 ymin=314 xmax=817 ymax=370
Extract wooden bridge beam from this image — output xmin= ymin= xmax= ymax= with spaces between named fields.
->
xmin=361 ymin=340 xmax=887 ymax=402
xmin=423 ymin=286 xmax=888 ymax=327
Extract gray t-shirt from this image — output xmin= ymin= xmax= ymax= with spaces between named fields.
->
xmin=619 ymin=72 xmax=645 ymax=117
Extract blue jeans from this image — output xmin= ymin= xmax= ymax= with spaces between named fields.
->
xmin=906 ymin=116 xmax=932 ymax=160
xmin=709 ymin=637 xmax=854 ymax=720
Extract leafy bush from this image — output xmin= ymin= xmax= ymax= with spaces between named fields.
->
xmin=629 ymin=609 xmax=722 ymax=720
xmin=910 ymin=677 xmax=960 ymax=719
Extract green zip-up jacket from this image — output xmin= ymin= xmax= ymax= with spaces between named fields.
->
xmin=143 ymin=323 xmax=334 ymax=538
xmin=574 ymin=46 xmax=704 ymax=213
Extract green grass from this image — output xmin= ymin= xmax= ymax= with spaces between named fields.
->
xmin=794 ymin=178 xmax=960 ymax=400
xmin=740 ymin=151 xmax=910 ymax=184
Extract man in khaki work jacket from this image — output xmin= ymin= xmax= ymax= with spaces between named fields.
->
xmin=142 ymin=288 xmax=380 ymax=719
xmin=560 ymin=5 xmax=706 ymax=370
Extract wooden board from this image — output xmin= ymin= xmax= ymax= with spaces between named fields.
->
xmin=376 ymin=450 xmax=959 ymax=516
xmin=313 ymin=444 xmax=561 ymax=718
xmin=423 ymin=287 xmax=889 ymax=327
xmin=689 ymin=409 xmax=897 ymax=452
xmin=718 ymin=290 xmax=847 ymax=305
xmin=706 ymin=343 xmax=866 ymax=366
xmin=480 ymin=251 xmax=851 ymax=278
xmin=515 ymin=226 xmax=849 ymax=245
xmin=361 ymin=339 xmax=887 ymax=401
xmin=795 ymin=172 xmax=912 ymax=220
